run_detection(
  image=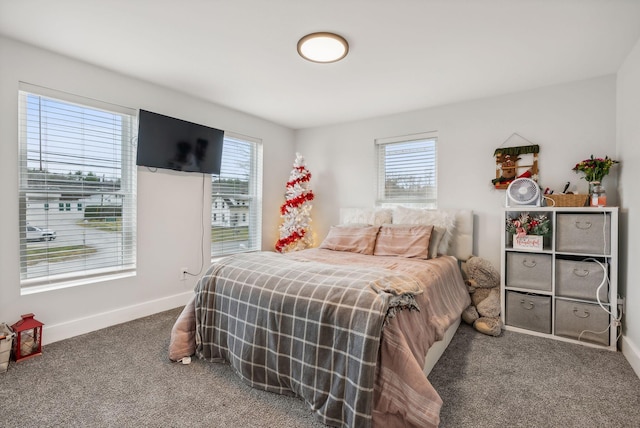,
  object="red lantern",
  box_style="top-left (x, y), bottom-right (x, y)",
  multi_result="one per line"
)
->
top-left (11, 313), bottom-right (44, 362)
